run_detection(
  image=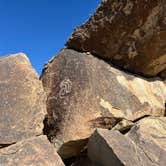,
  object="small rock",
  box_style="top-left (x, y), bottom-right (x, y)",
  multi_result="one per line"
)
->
top-left (112, 119), bottom-right (134, 132)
